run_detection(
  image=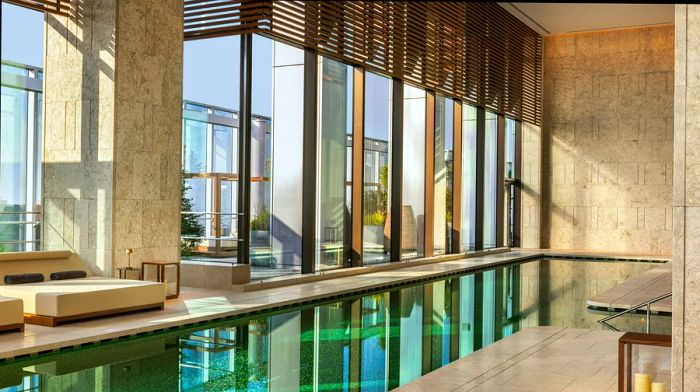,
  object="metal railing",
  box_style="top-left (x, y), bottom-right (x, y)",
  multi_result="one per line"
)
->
top-left (0, 211), bottom-right (41, 248)
top-left (180, 211), bottom-right (242, 242)
top-left (598, 292), bottom-right (672, 333)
